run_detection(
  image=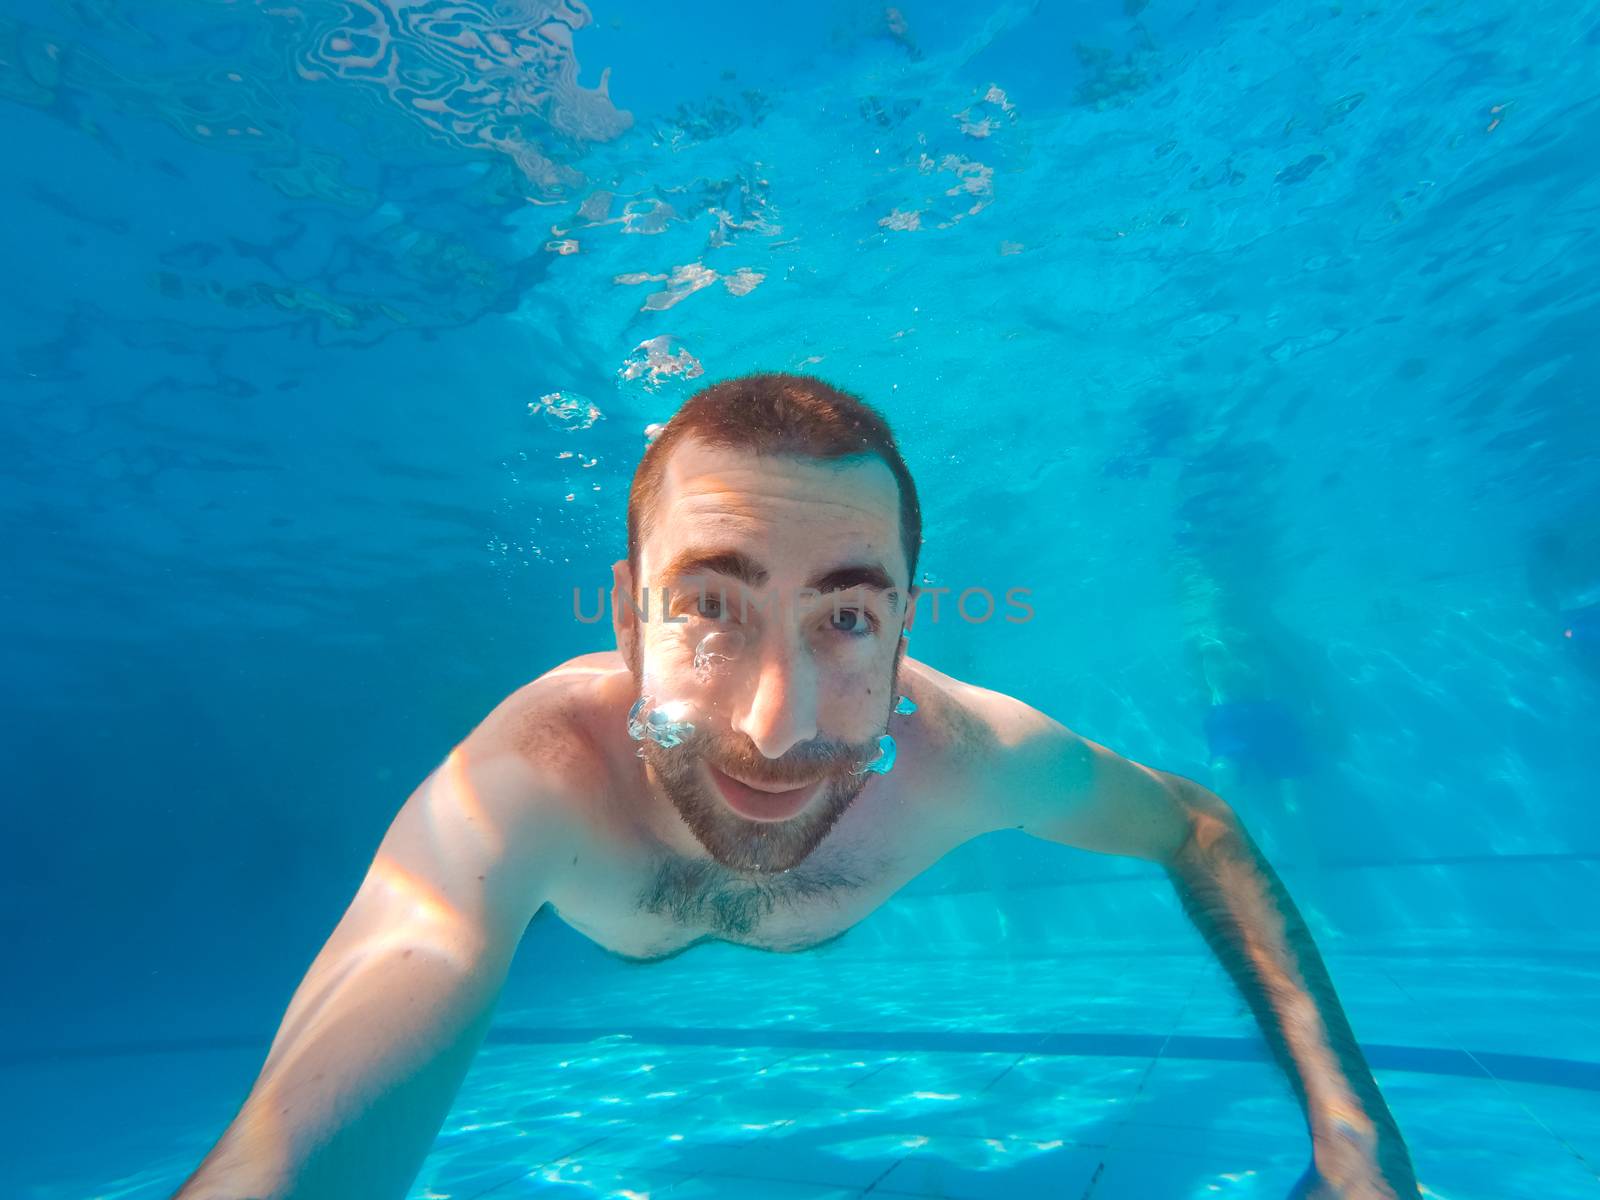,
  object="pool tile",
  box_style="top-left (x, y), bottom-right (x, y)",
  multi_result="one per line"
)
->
top-left (870, 1134), bottom-right (1103, 1199)
top-left (1405, 1141), bottom-right (1600, 1199)
top-left (1084, 1147), bottom-right (1302, 1198)
top-left (1128, 1057), bottom-right (1305, 1142)
top-left (1495, 1078), bottom-right (1600, 1169)
top-left (1106, 1117), bottom-right (1295, 1162)
top-left (660, 1134), bottom-right (887, 1190)
top-left (469, 1165), bottom-right (701, 1198)
top-left (654, 1175), bottom-right (861, 1199)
